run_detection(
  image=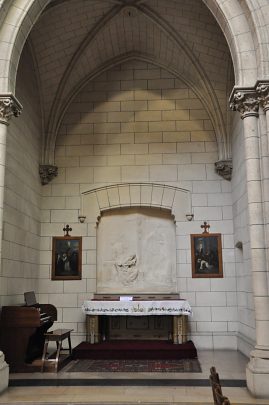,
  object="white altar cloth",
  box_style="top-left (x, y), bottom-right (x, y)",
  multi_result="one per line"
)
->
top-left (82, 300), bottom-right (192, 316)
